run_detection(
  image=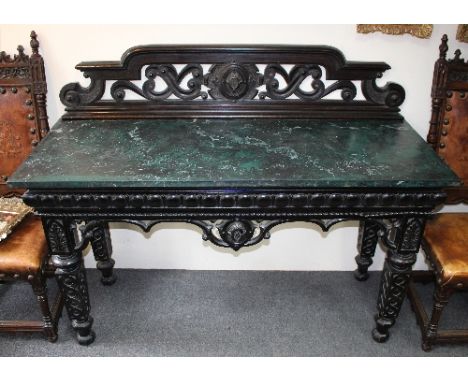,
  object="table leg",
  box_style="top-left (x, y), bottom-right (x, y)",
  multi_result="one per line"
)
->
top-left (89, 222), bottom-right (116, 286)
top-left (372, 217), bottom-right (423, 342)
top-left (354, 220), bottom-right (379, 281)
top-left (42, 218), bottom-right (95, 345)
